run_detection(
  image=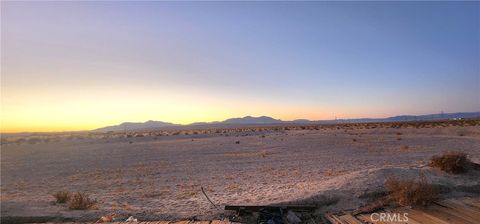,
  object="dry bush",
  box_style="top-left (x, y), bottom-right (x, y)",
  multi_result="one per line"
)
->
top-left (68, 192), bottom-right (97, 210)
top-left (53, 191), bottom-right (71, 203)
top-left (385, 174), bottom-right (439, 206)
top-left (400, 145), bottom-right (409, 152)
top-left (429, 151), bottom-right (470, 174)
